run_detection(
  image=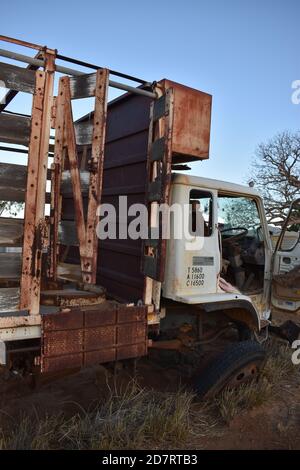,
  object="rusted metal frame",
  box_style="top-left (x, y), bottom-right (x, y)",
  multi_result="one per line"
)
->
top-left (143, 101), bottom-right (155, 305)
top-left (19, 71), bottom-right (45, 312)
top-left (0, 35), bottom-right (46, 51)
top-left (0, 35), bottom-right (150, 86)
top-left (49, 80), bottom-right (66, 280)
top-left (19, 51), bottom-right (56, 314)
top-left (157, 88), bottom-right (174, 279)
top-left (143, 89), bottom-right (174, 306)
top-left (32, 52), bottom-right (55, 303)
top-left (83, 69), bottom-right (109, 284)
top-left (63, 77), bottom-right (87, 272)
